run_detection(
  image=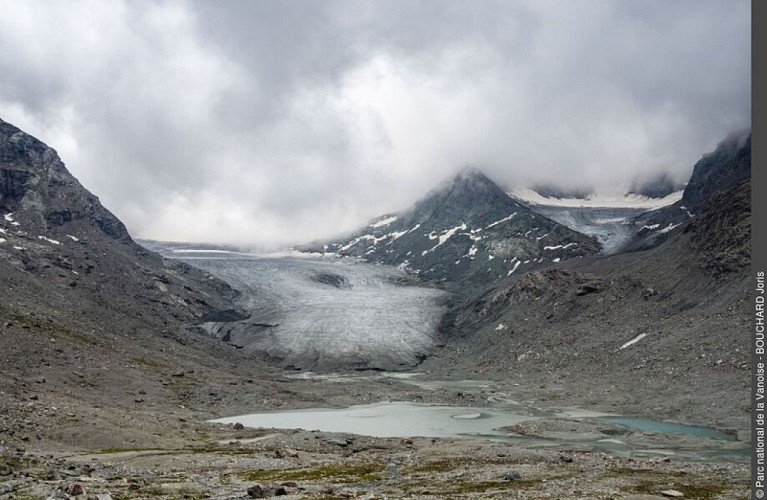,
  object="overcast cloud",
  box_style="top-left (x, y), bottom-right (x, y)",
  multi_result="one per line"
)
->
top-left (0, 0), bottom-right (750, 246)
